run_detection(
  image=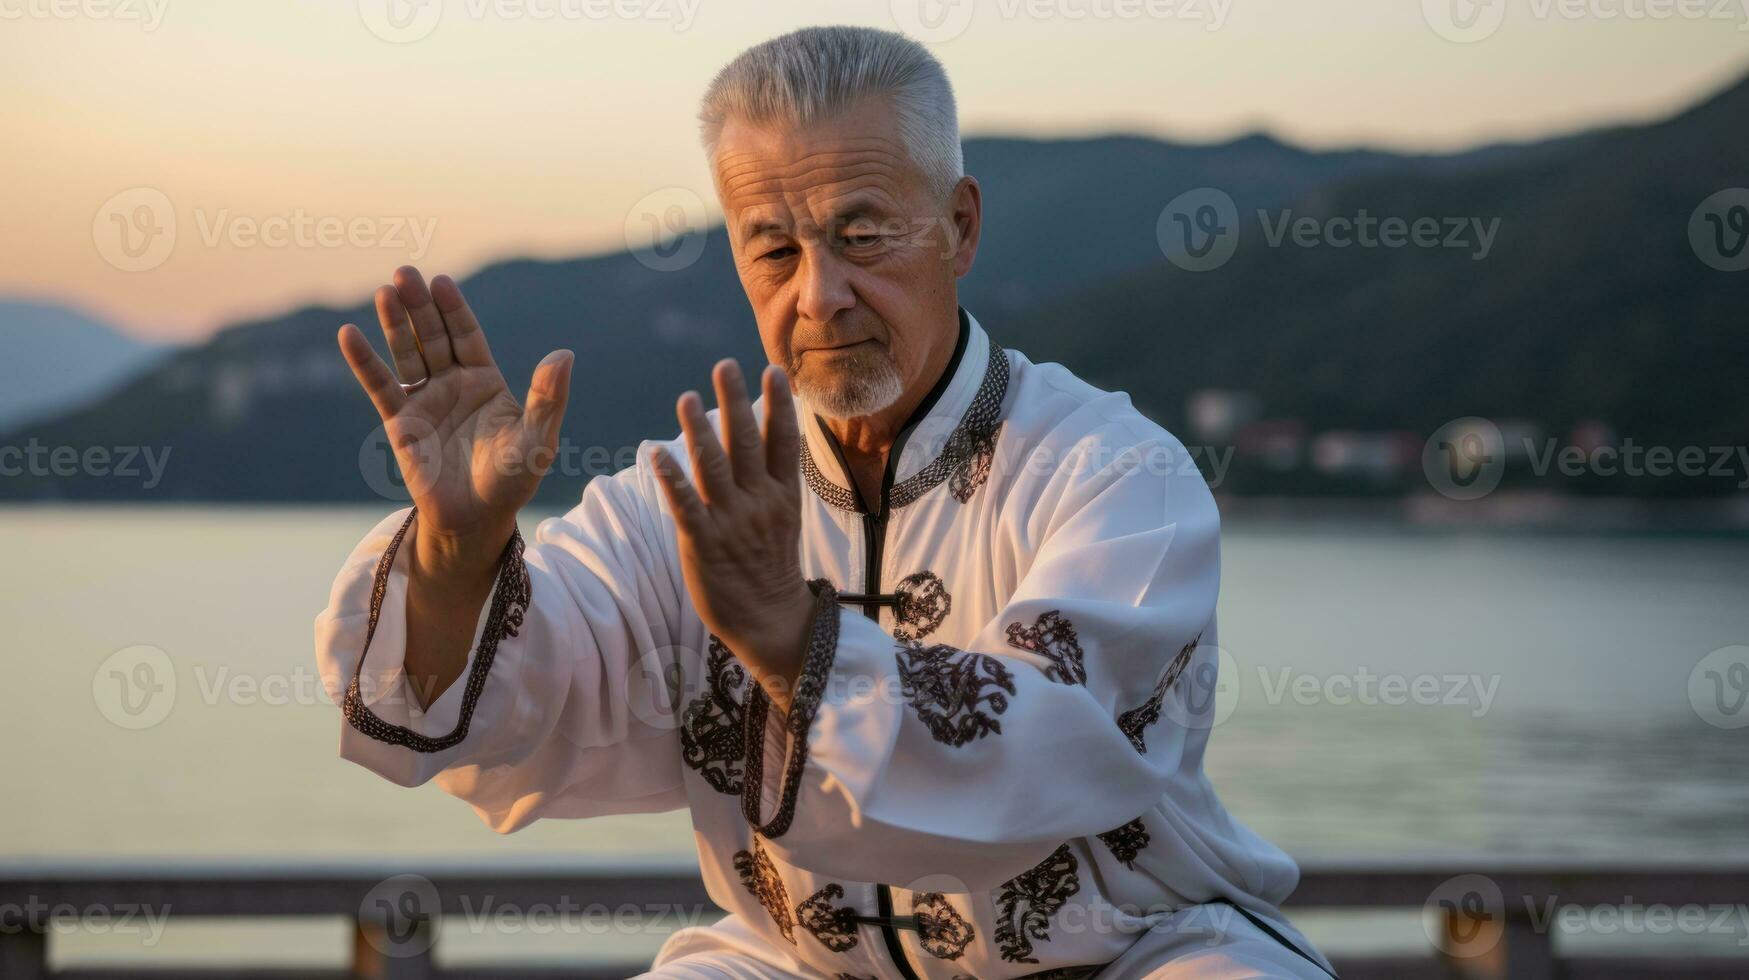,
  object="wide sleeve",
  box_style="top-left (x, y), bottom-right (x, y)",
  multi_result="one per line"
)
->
top-left (313, 461), bottom-right (692, 832)
top-left (750, 434), bottom-right (1223, 891)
